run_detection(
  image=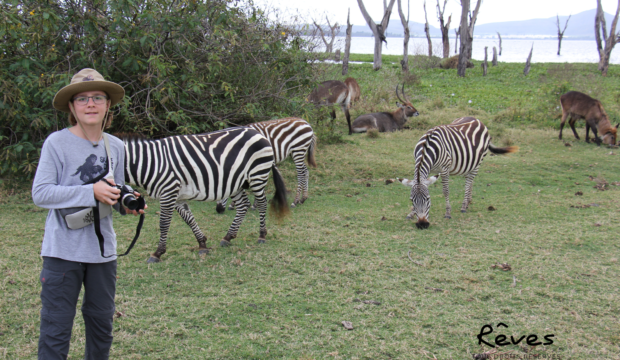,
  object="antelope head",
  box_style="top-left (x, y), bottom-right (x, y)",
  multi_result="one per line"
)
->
top-left (395, 84), bottom-right (419, 119)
